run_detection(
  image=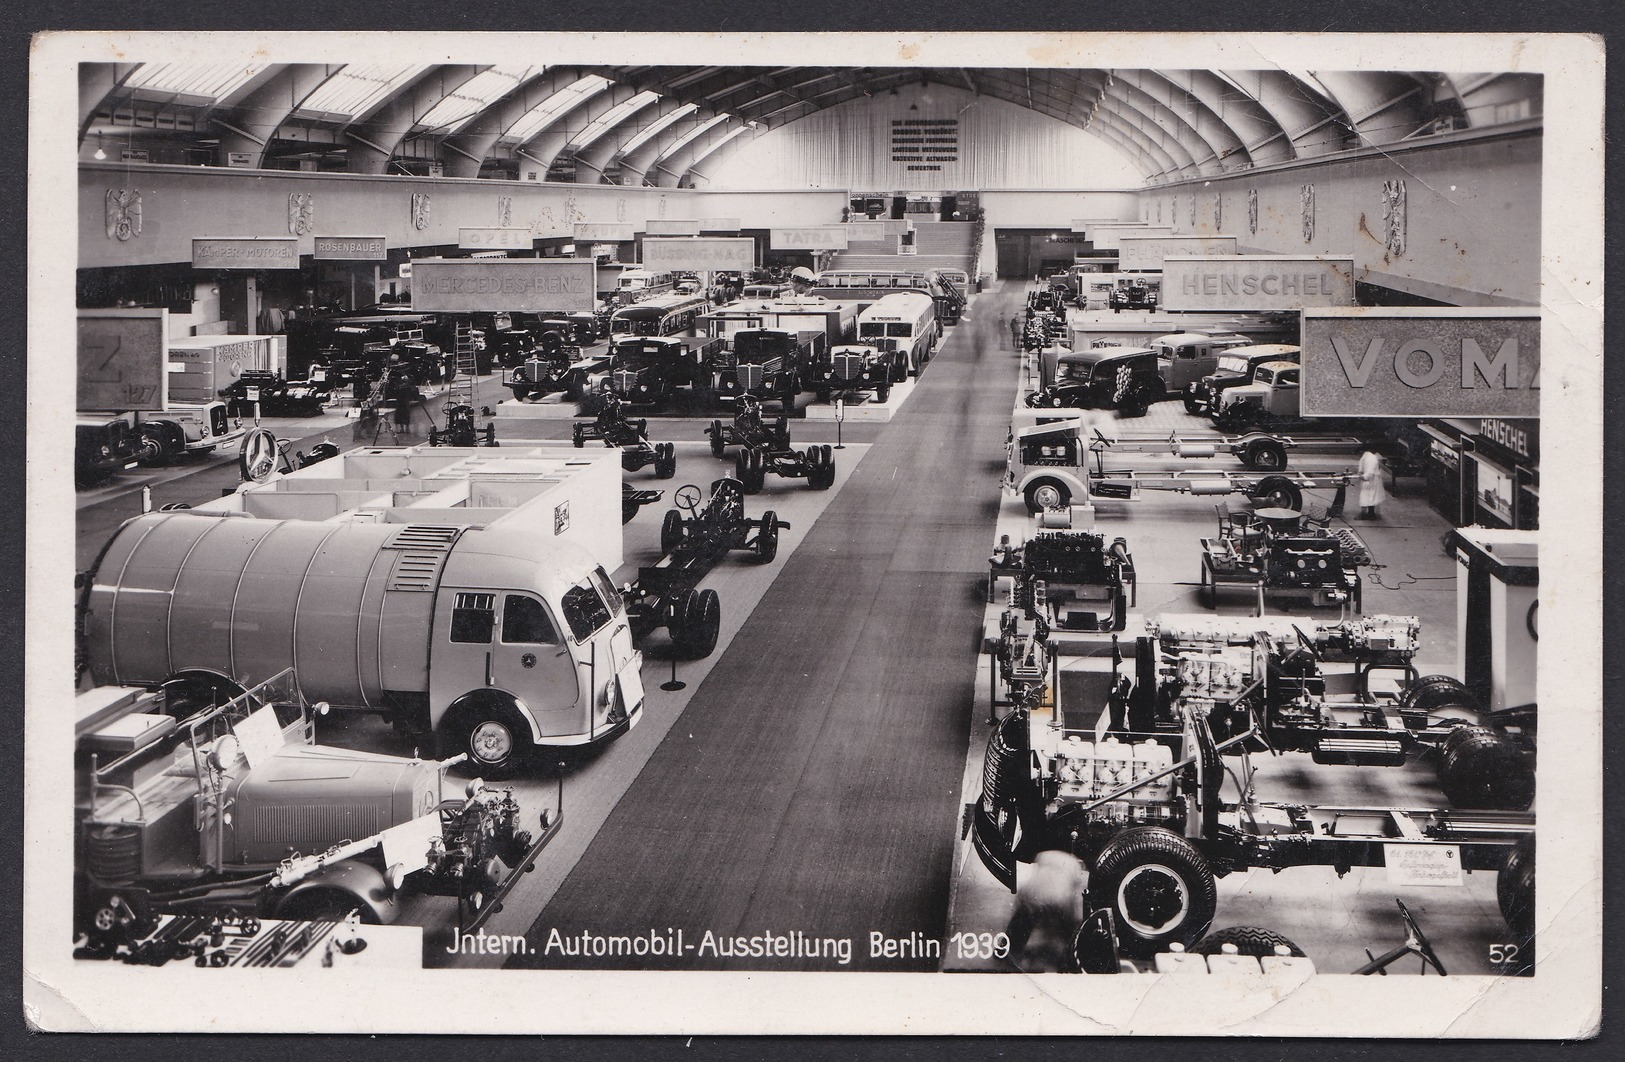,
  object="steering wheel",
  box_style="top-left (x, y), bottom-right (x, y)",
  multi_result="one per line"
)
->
top-left (673, 484), bottom-right (703, 515)
top-left (1396, 898), bottom-right (1448, 975)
